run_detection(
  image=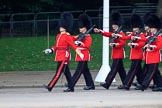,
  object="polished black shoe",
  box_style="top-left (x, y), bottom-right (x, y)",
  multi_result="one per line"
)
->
top-left (118, 85), bottom-right (129, 90)
top-left (118, 85), bottom-right (125, 89)
top-left (124, 85), bottom-right (130, 90)
top-left (63, 88), bottom-right (74, 92)
top-left (83, 86), bottom-right (95, 90)
top-left (44, 84), bottom-right (52, 92)
top-left (135, 84), bottom-right (145, 91)
top-left (100, 83), bottom-right (109, 89)
top-left (152, 87), bottom-right (162, 92)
